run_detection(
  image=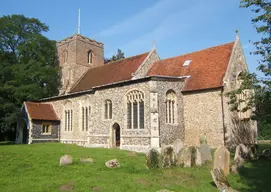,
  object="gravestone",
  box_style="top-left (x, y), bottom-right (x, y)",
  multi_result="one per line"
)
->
top-left (199, 143), bottom-right (212, 163)
top-left (176, 147), bottom-right (192, 167)
top-left (105, 159), bottom-right (120, 168)
top-left (161, 146), bottom-right (176, 168)
top-left (173, 139), bottom-right (184, 155)
top-left (211, 168), bottom-right (238, 192)
top-left (80, 156), bottom-right (94, 163)
top-left (146, 148), bottom-right (160, 169)
top-left (195, 148), bottom-right (202, 166)
top-left (59, 155), bottom-right (72, 166)
top-left (213, 146), bottom-right (230, 176)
